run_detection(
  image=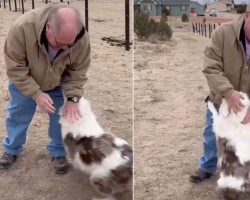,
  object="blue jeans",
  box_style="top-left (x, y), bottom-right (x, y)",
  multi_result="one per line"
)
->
top-left (199, 109), bottom-right (218, 174)
top-left (3, 82), bottom-right (65, 157)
